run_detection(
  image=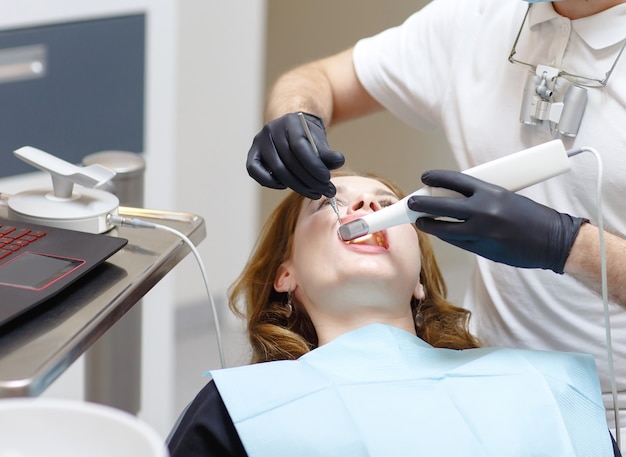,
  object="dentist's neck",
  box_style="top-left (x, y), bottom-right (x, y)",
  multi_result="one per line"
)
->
top-left (552, 0), bottom-right (626, 20)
